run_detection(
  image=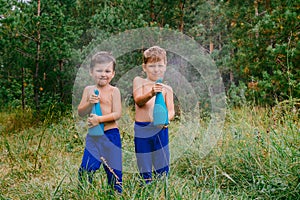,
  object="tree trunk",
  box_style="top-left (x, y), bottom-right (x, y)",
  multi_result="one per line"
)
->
top-left (34, 0), bottom-right (41, 112)
top-left (59, 60), bottom-right (64, 102)
top-left (209, 17), bottom-right (214, 53)
top-left (150, 0), bottom-right (155, 22)
top-left (265, 0), bottom-right (271, 11)
top-left (209, 1), bottom-right (214, 53)
top-left (22, 66), bottom-right (25, 110)
top-left (178, 0), bottom-right (185, 32)
top-left (219, 34), bottom-right (222, 50)
top-left (254, 0), bottom-right (259, 39)
top-left (230, 70), bottom-right (234, 83)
